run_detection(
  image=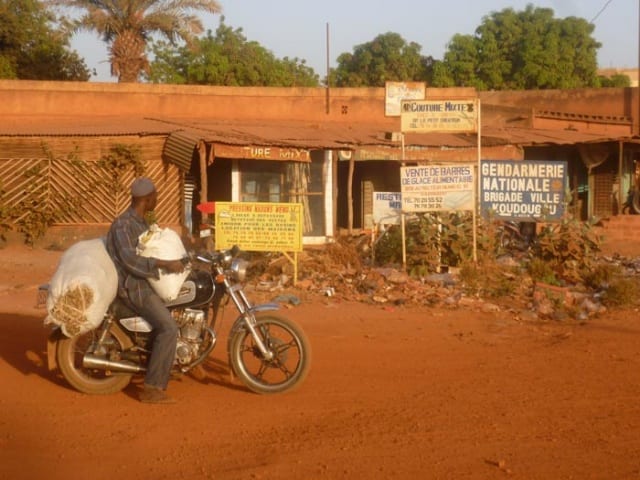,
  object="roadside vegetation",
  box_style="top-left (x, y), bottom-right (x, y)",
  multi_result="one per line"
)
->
top-left (372, 211), bottom-right (640, 311)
